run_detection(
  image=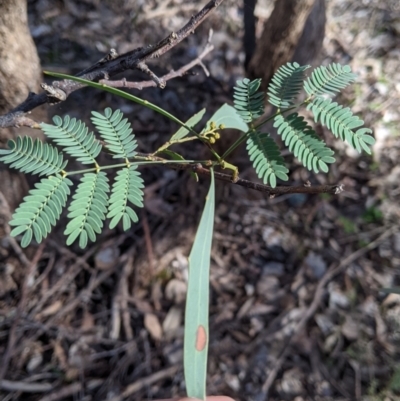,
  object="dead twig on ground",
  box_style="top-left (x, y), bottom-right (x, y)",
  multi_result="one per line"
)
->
top-left (0, 379), bottom-right (53, 393)
top-left (108, 365), bottom-right (179, 401)
top-left (121, 255), bottom-right (134, 341)
top-left (38, 382), bottom-right (83, 401)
